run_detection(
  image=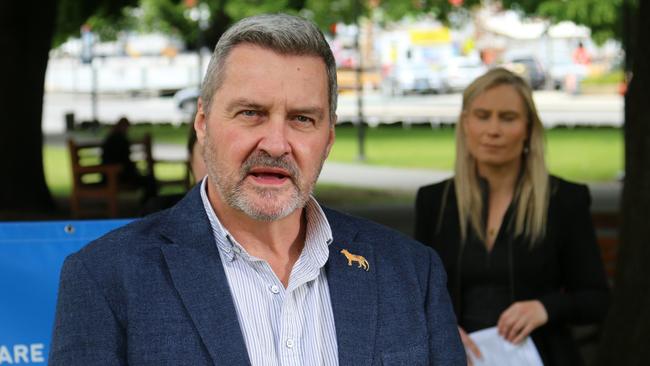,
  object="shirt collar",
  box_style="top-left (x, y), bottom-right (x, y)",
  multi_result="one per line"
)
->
top-left (199, 177), bottom-right (333, 267)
